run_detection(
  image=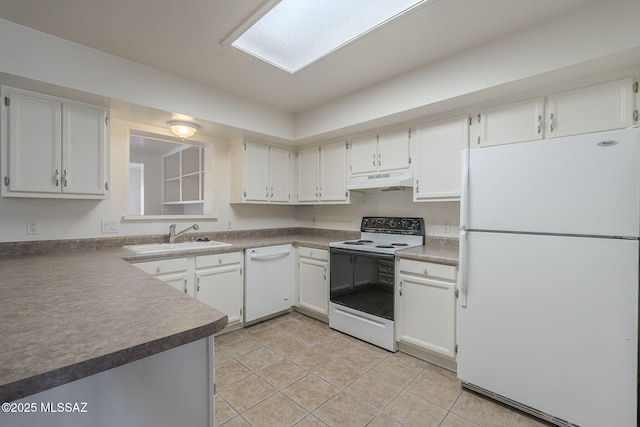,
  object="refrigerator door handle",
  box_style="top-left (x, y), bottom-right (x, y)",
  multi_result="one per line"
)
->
top-left (459, 229), bottom-right (468, 308)
top-left (460, 148), bottom-right (470, 231)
